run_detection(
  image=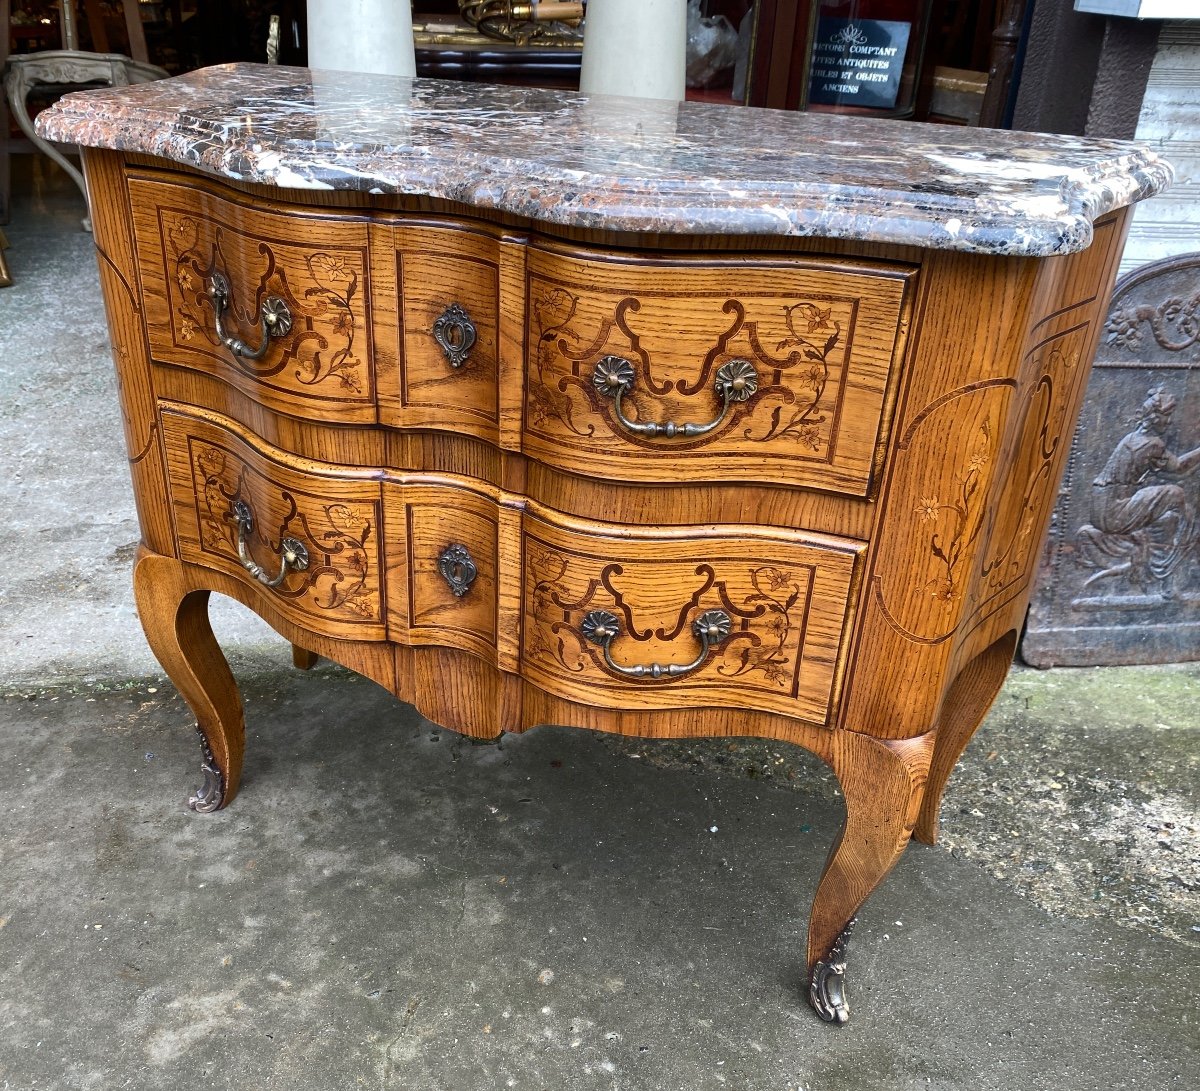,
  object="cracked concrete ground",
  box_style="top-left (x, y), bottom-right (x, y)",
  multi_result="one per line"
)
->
top-left (1, 160), bottom-right (1197, 1091)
